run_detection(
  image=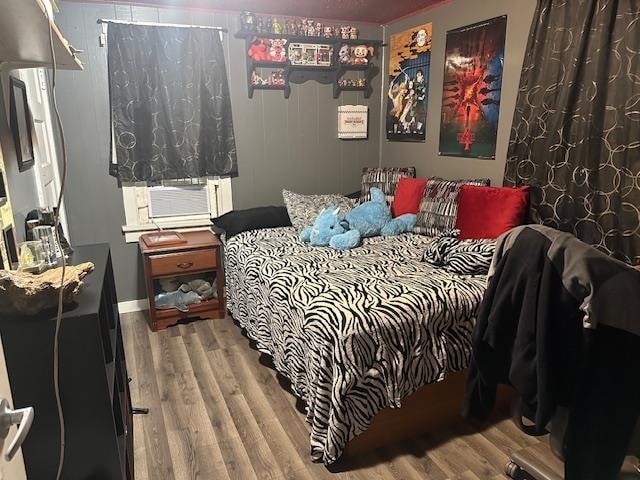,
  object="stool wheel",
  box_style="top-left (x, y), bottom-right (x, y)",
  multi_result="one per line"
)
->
top-left (505, 460), bottom-right (523, 479)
